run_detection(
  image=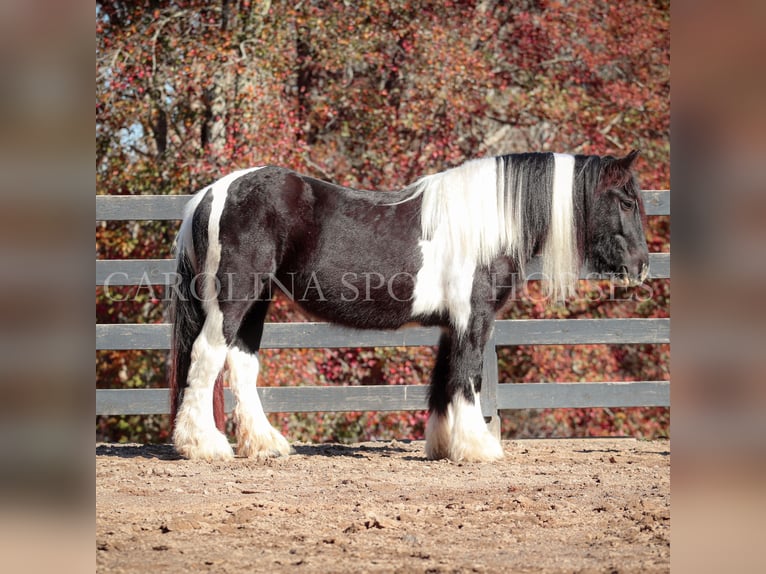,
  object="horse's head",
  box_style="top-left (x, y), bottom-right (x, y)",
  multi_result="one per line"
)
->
top-left (586, 150), bottom-right (650, 286)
